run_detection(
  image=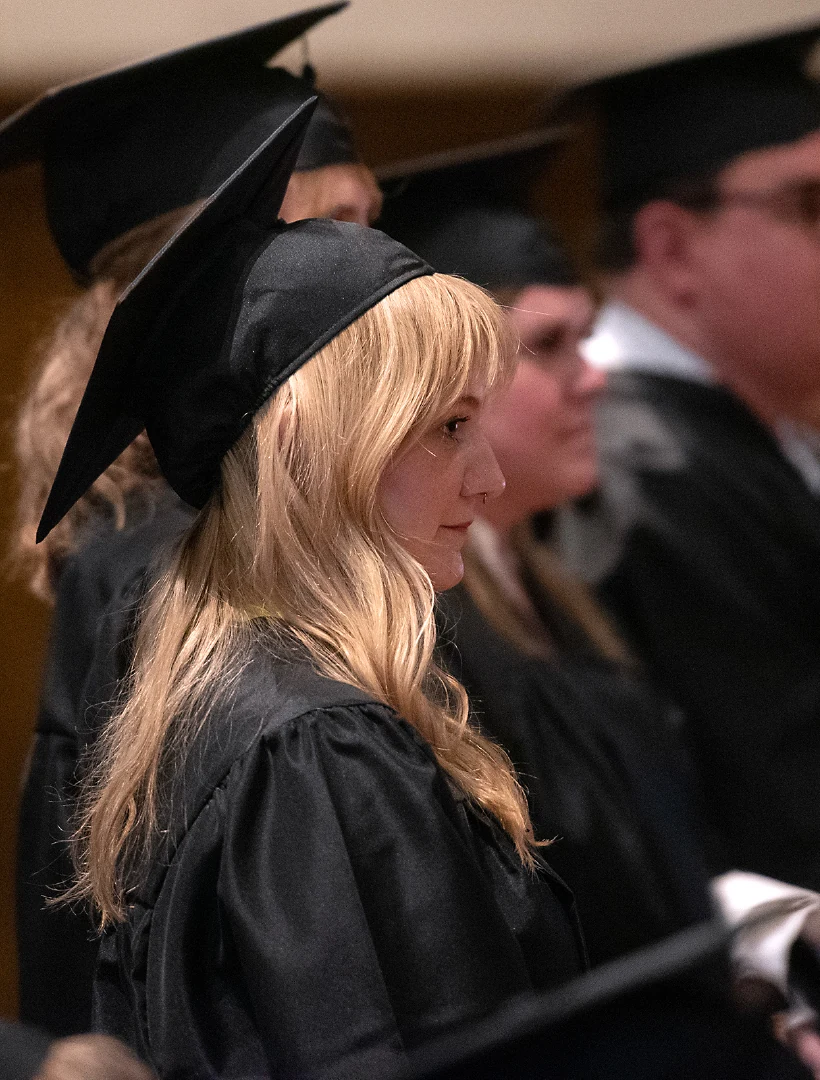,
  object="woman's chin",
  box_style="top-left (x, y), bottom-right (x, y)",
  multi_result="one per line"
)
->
top-left (428, 552), bottom-right (465, 593)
